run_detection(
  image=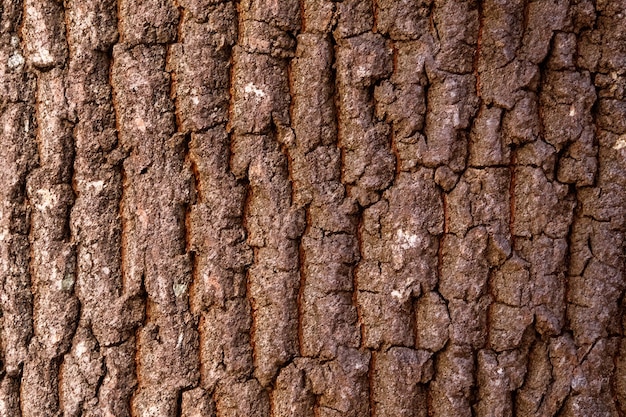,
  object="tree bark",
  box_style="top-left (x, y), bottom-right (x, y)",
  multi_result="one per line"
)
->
top-left (0, 0), bottom-right (625, 416)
